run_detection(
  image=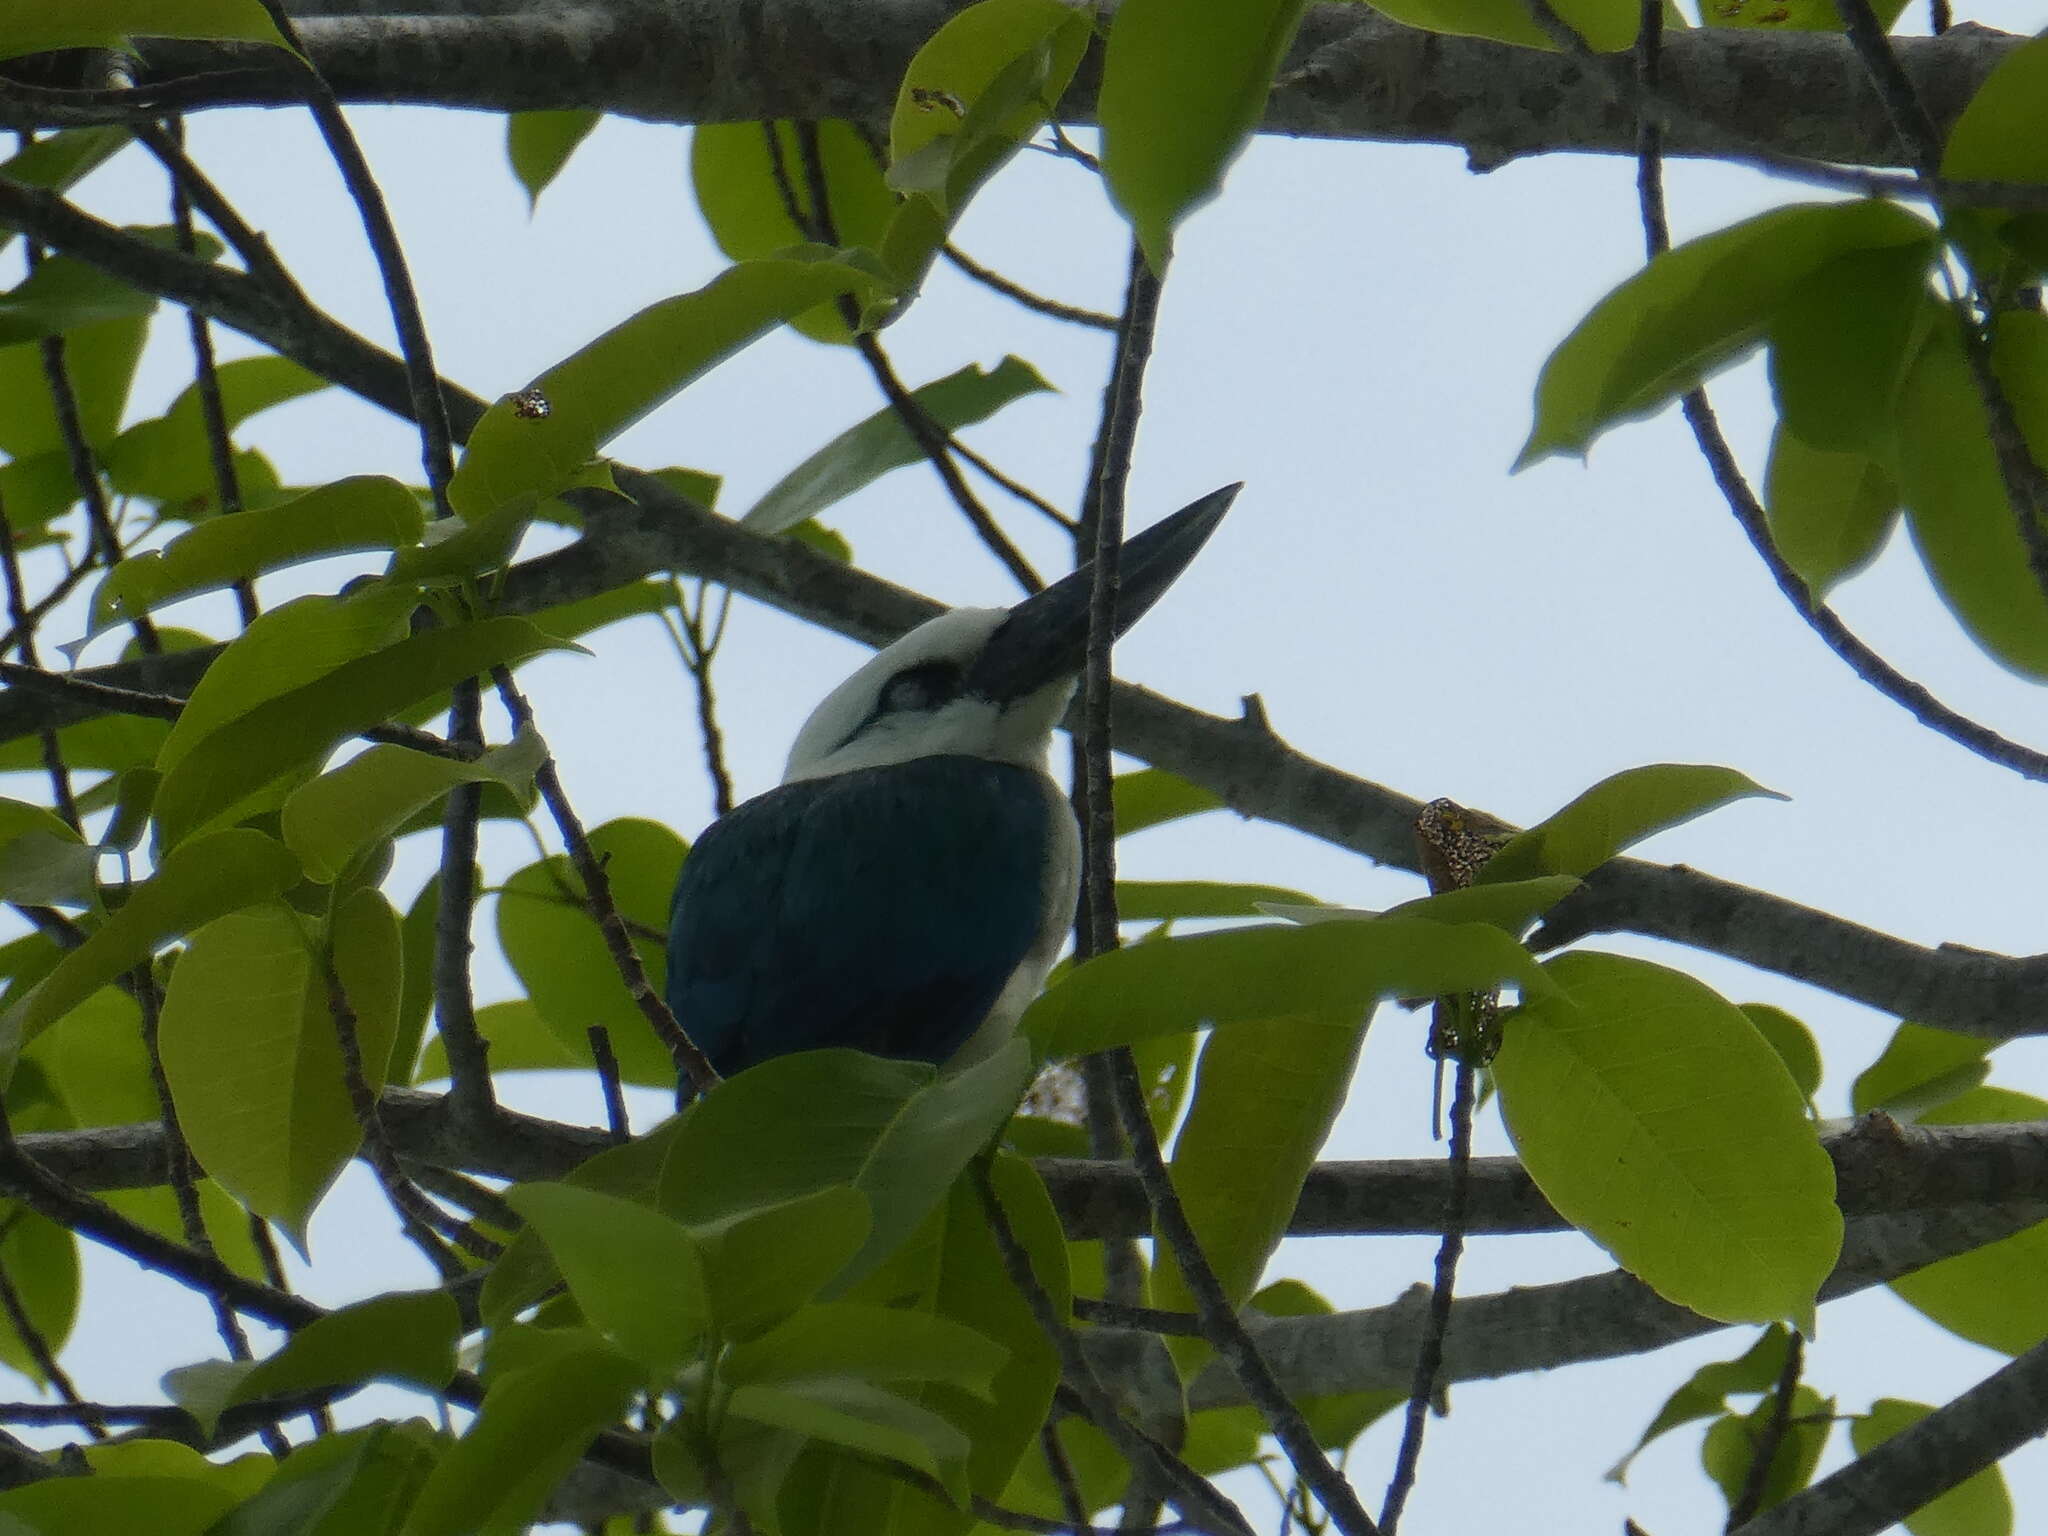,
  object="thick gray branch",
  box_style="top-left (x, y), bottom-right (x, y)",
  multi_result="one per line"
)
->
top-left (3, 3), bottom-right (2020, 171)
top-left (1734, 1333), bottom-right (2048, 1536)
